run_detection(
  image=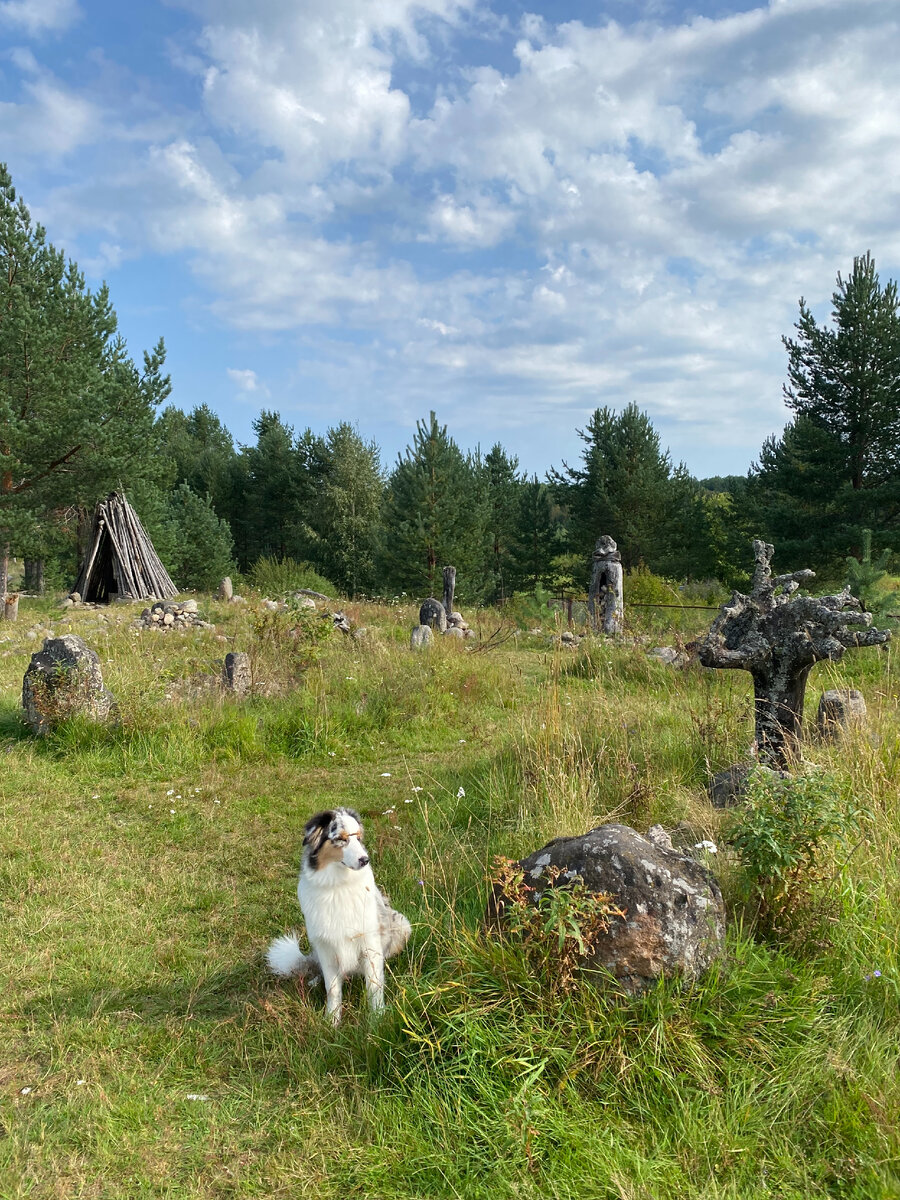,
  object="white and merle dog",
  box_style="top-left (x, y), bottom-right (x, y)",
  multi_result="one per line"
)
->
top-left (266, 808), bottom-right (411, 1024)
